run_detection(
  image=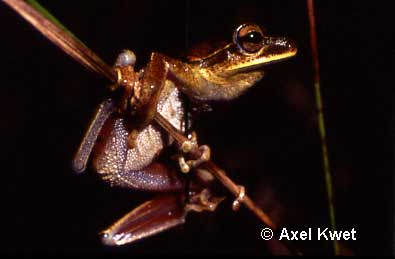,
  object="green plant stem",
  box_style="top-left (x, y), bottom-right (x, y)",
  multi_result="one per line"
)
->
top-left (306, 0), bottom-right (339, 255)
